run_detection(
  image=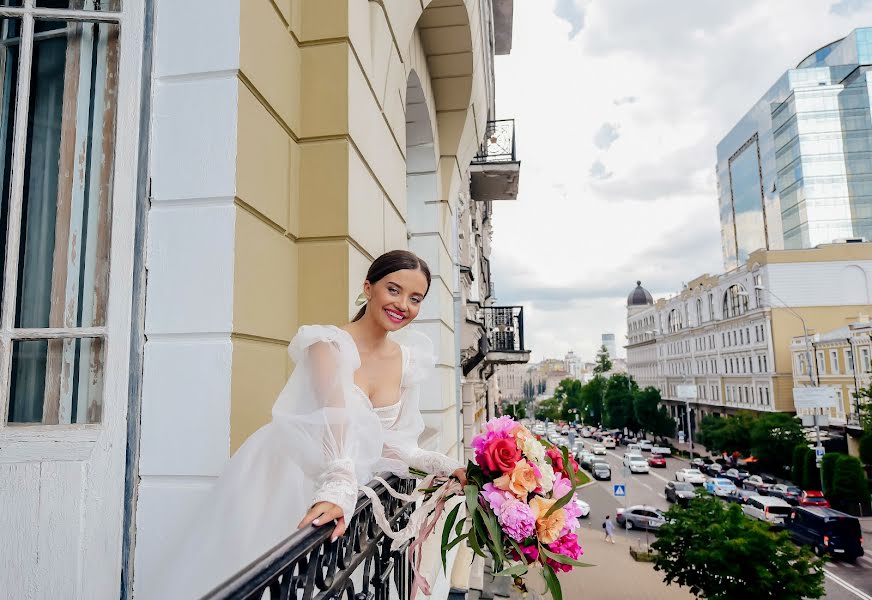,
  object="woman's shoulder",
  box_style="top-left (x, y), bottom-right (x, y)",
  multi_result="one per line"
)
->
top-left (288, 325), bottom-right (358, 364)
top-left (391, 328), bottom-right (436, 386)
